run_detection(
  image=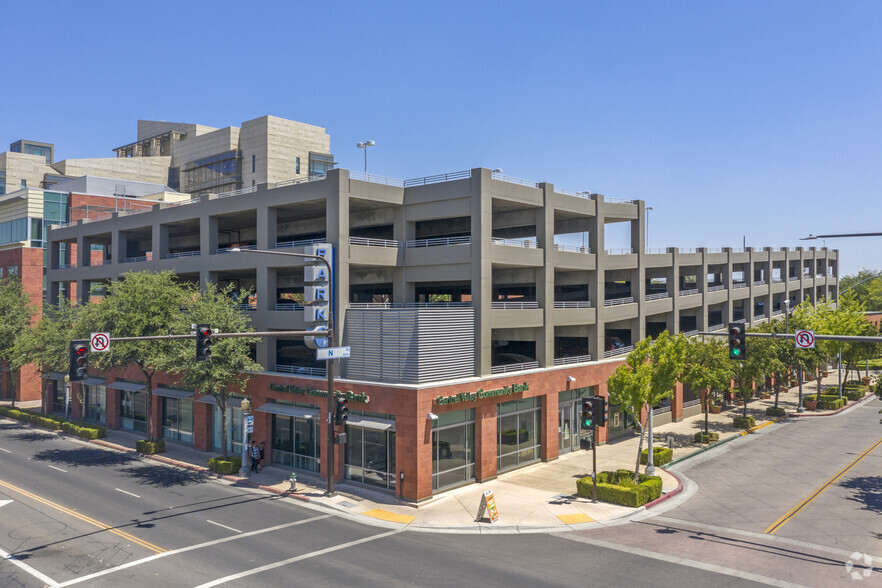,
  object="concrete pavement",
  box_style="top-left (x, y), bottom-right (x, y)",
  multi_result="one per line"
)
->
top-left (2, 369), bottom-right (877, 533)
